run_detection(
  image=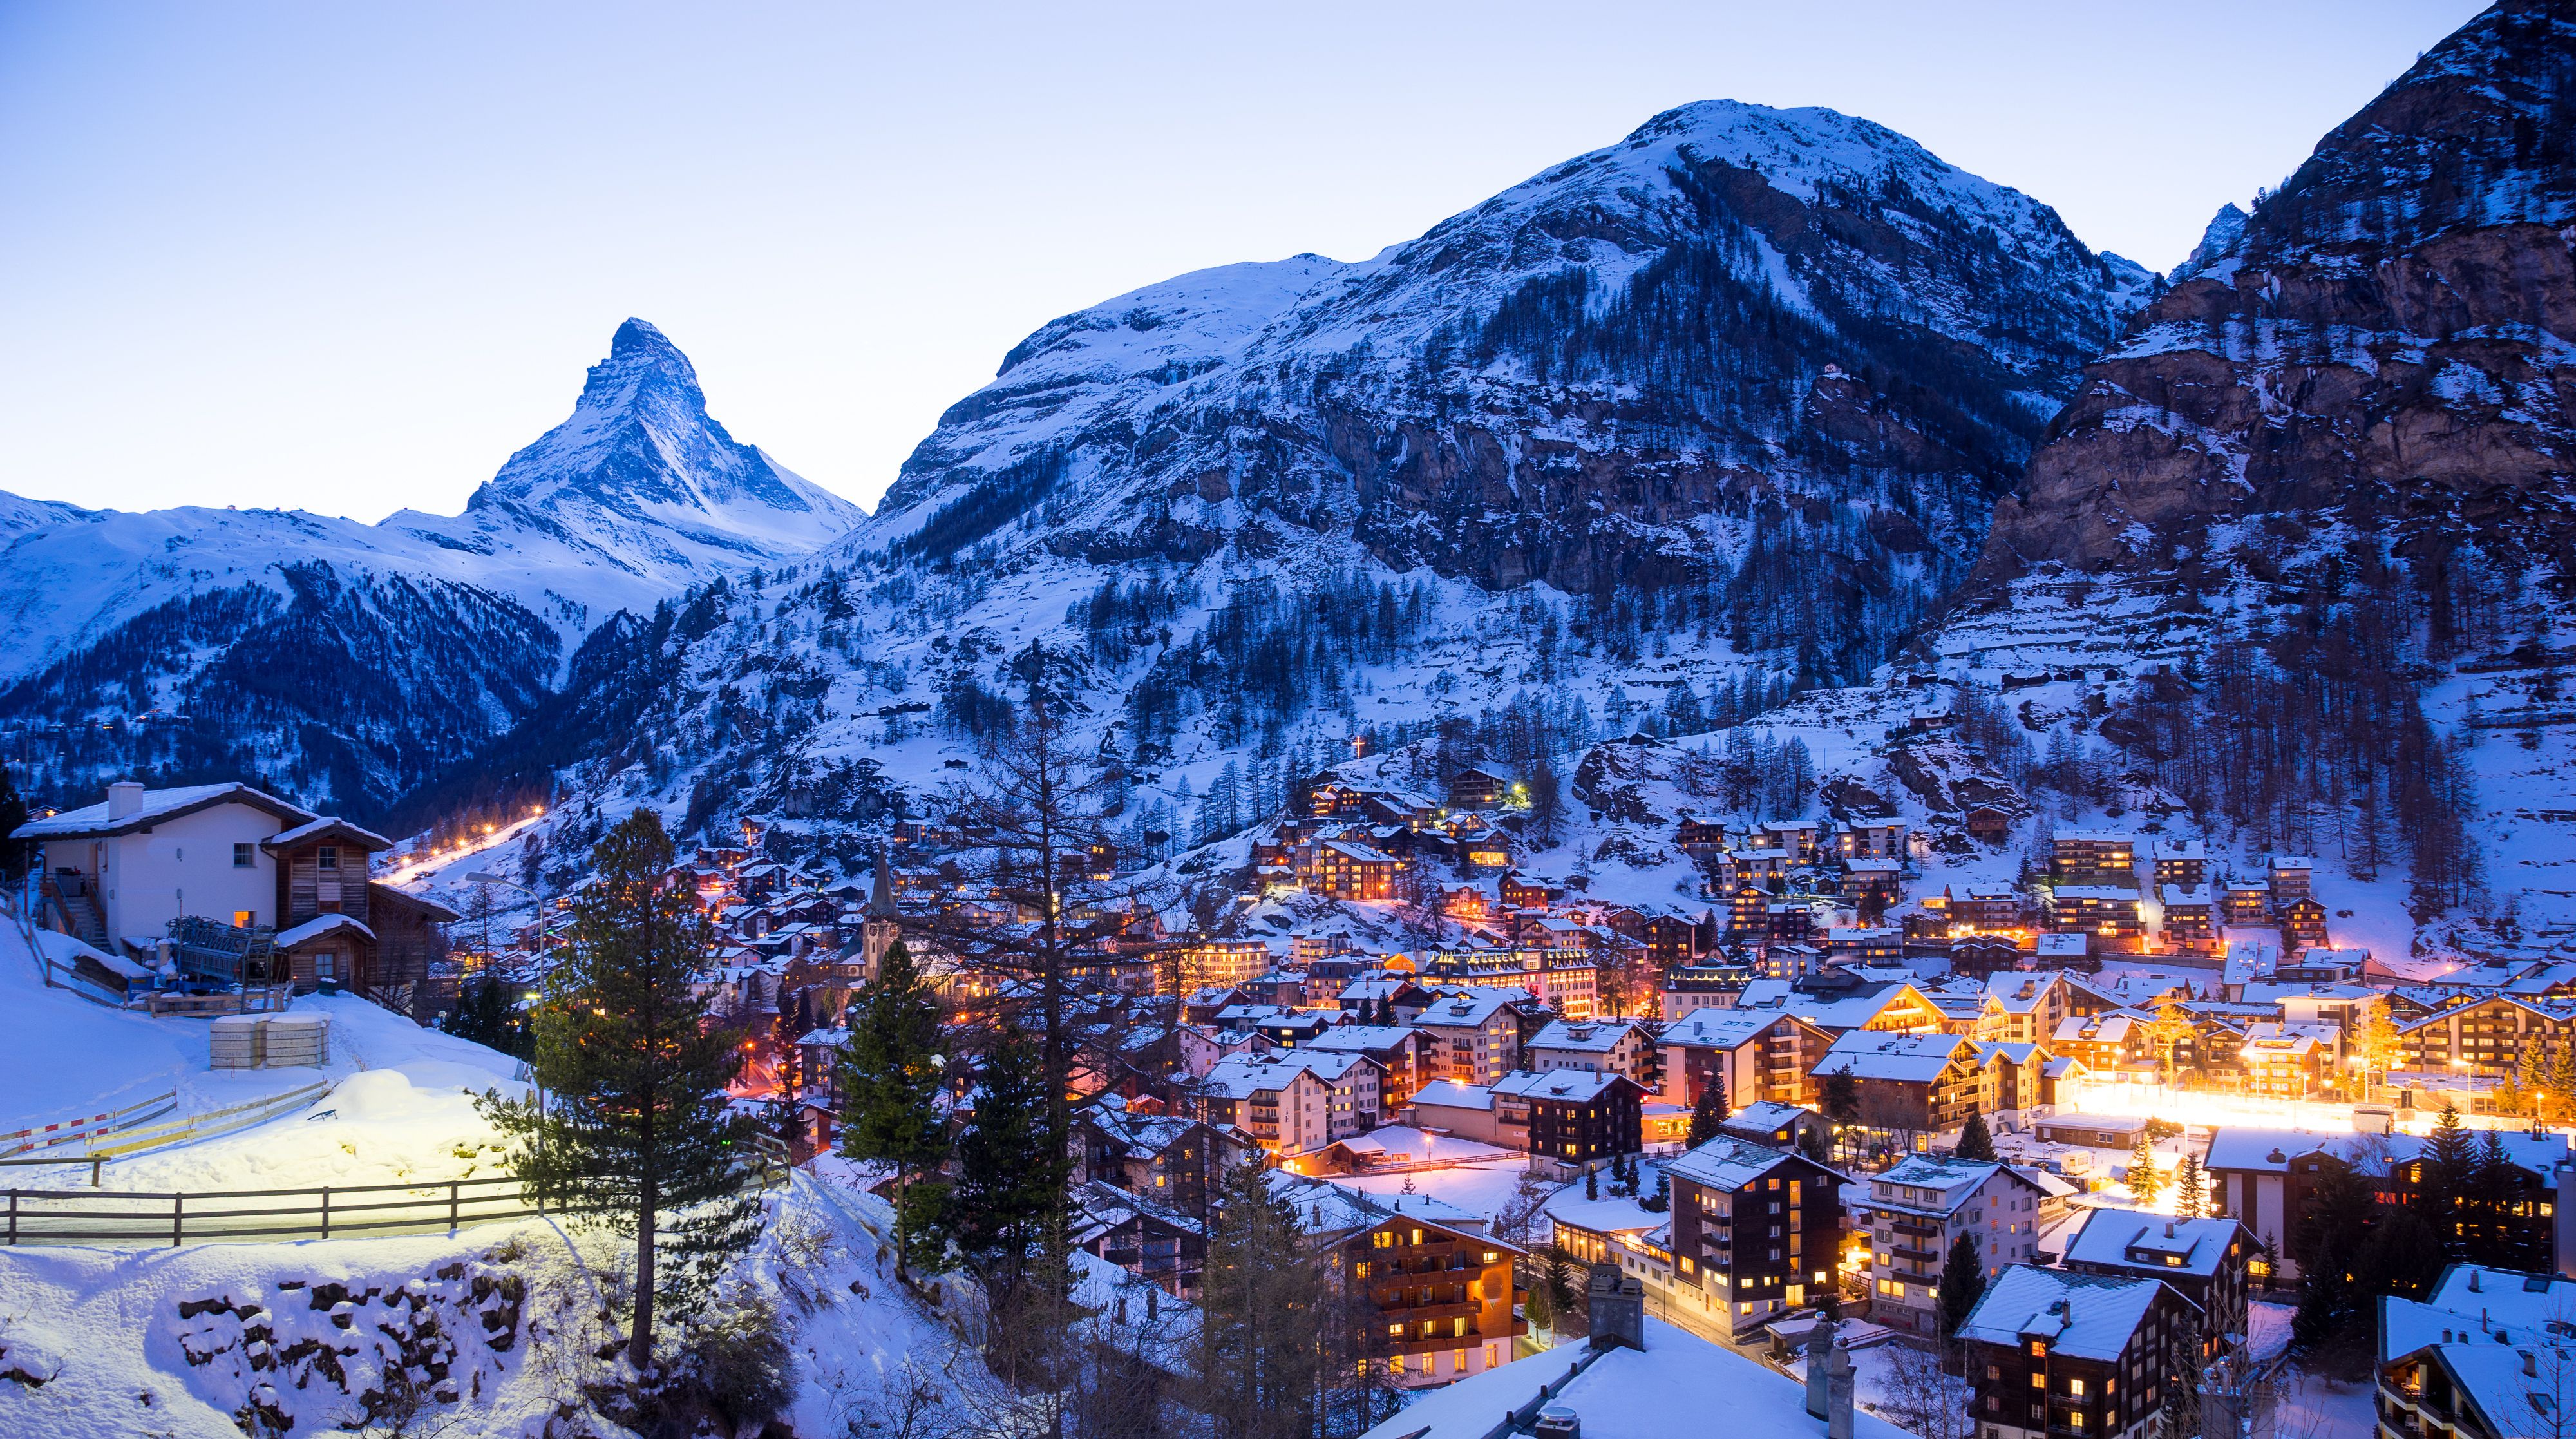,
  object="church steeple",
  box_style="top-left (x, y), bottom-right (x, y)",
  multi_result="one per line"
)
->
top-left (869, 845), bottom-right (896, 917)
